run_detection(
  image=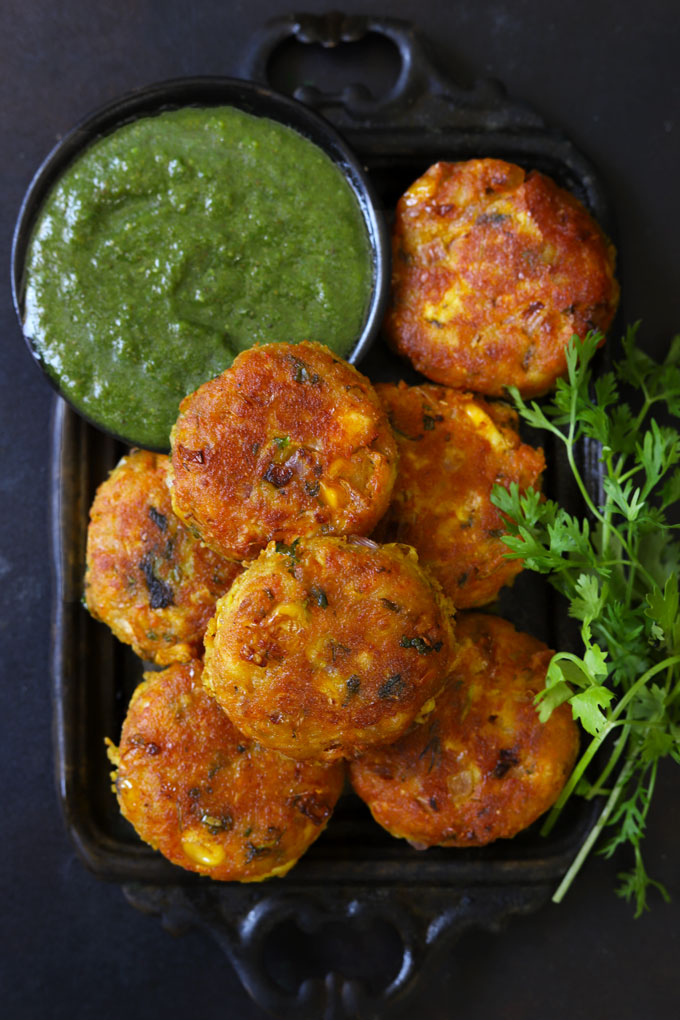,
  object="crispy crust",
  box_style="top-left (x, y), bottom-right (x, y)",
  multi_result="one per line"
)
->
top-left (384, 159), bottom-right (619, 396)
top-left (374, 382), bottom-right (545, 607)
top-left (202, 536), bottom-right (456, 762)
top-left (170, 341), bottom-right (398, 560)
top-left (85, 449), bottom-right (241, 665)
top-left (350, 613), bottom-right (579, 847)
top-left (108, 660), bottom-right (345, 881)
